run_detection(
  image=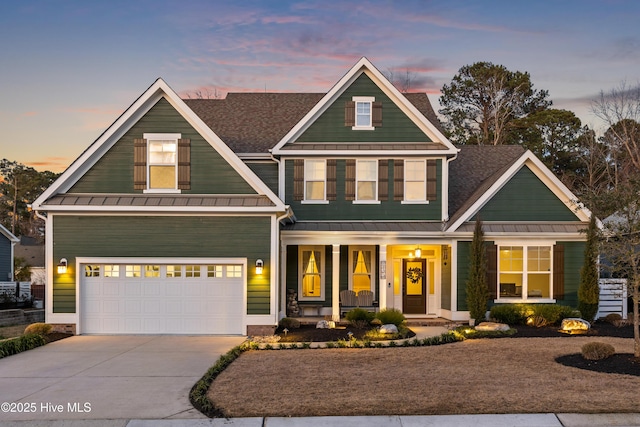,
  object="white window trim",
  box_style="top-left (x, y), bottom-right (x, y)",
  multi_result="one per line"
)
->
top-left (352, 96), bottom-right (375, 130)
top-left (348, 245), bottom-right (376, 297)
top-left (298, 246), bottom-right (325, 301)
top-left (143, 133), bottom-right (181, 194)
top-left (303, 159), bottom-right (327, 203)
top-left (494, 241), bottom-right (556, 303)
top-left (403, 159), bottom-right (427, 203)
top-left (354, 159), bottom-right (379, 203)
